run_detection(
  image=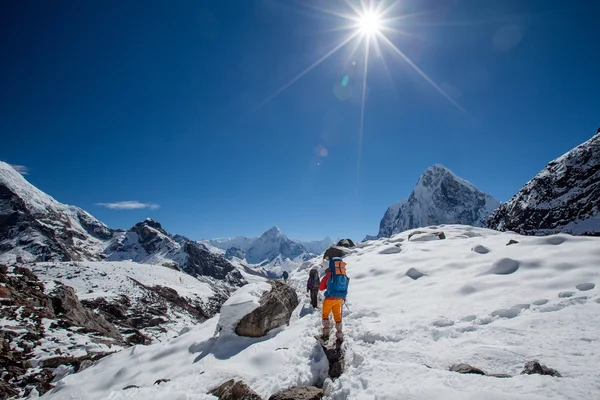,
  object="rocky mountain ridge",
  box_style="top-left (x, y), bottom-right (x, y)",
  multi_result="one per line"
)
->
top-left (488, 131), bottom-right (600, 235)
